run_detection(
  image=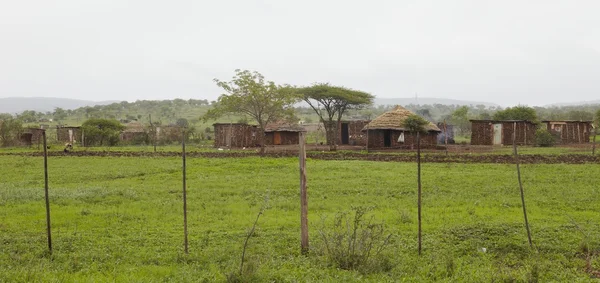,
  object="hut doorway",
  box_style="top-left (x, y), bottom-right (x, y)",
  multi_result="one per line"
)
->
top-left (341, 123), bottom-right (349, 145)
top-left (384, 130), bottom-right (392, 147)
top-left (273, 132), bottom-right (282, 145)
top-left (493, 123), bottom-right (502, 145)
